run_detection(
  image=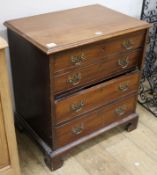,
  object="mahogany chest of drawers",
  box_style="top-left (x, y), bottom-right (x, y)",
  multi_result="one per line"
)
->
top-left (4, 5), bottom-right (150, 170)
